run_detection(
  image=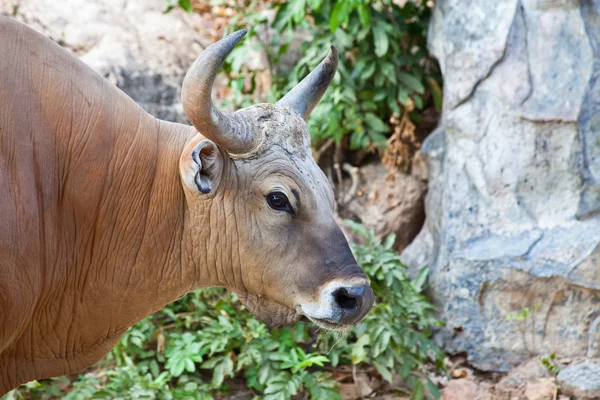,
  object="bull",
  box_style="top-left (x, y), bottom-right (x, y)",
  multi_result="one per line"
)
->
top-left (0, 16), bottom-right (374, 394)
